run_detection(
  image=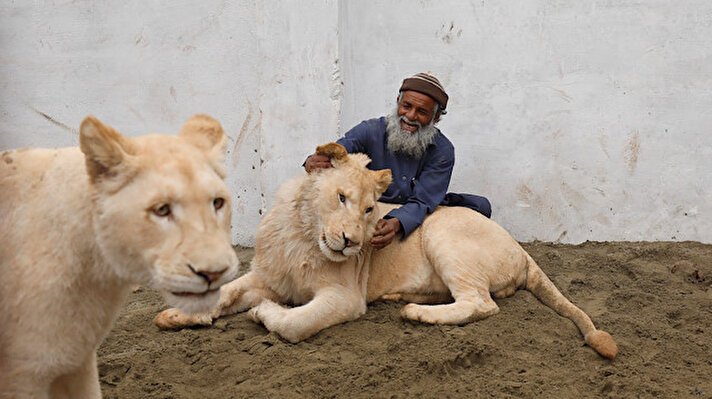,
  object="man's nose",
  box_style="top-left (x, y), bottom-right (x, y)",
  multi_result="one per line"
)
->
top-left (405, 109), bottom-right (417, 121)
